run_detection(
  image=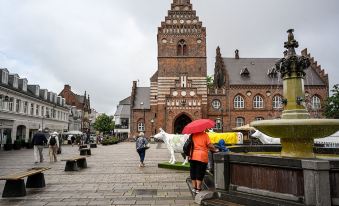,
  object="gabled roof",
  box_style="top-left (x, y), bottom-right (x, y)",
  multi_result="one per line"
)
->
top-left (224, 58), bottom-right (326, 86)
top-left (133, 87), bottom-right (150, 109)
top-left (114, 104), bottom-right (130, 118)
top-left (119, 96), bottom-right (131, 105)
